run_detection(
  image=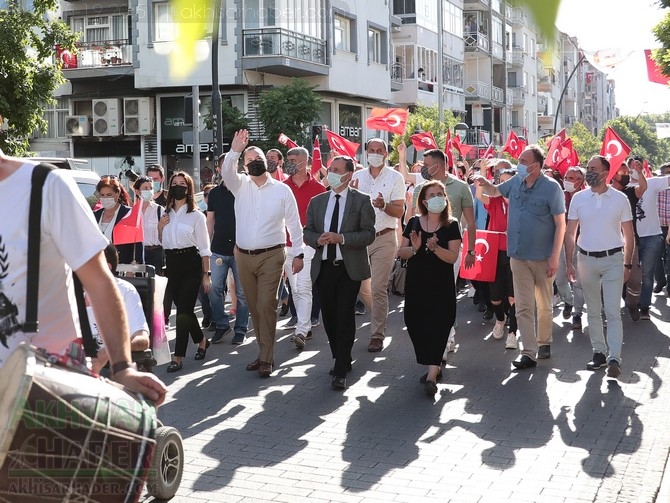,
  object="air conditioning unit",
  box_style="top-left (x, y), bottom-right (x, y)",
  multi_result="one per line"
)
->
top-left (92, 98), bottom-right (121, 136)
top-left (65, 115), bottom-right (90, 136)
top-left (123, 97), bottom-right (154, 135)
